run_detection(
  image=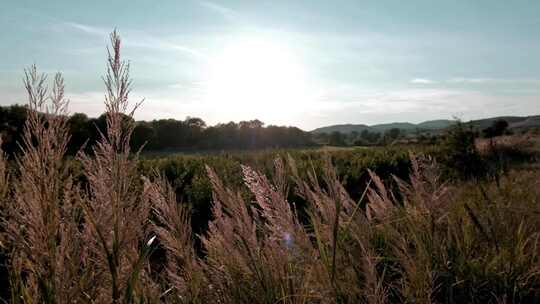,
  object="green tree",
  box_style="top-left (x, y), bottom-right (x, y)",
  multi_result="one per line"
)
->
top-left (67, 113), bottom-right (91, 154)
top-left (329, 131), bottom-right (346, 146)
top-left (131, 121), bottom-right (155, 150)
top-left (482, 119), bottom-right (509, 138)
